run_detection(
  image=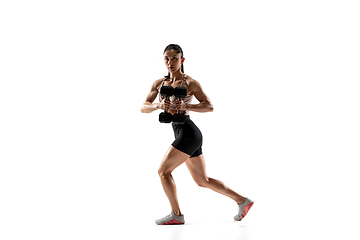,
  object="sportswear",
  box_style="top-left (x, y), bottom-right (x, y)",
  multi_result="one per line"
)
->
top-left (158, 74), bottom-right (193, 111)
top-left (172, 115), bottom-right (202, 158)
top-left (155, 211), bottom-right (185, 225)
top-left (234, 198), bottom-right (254, 221)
